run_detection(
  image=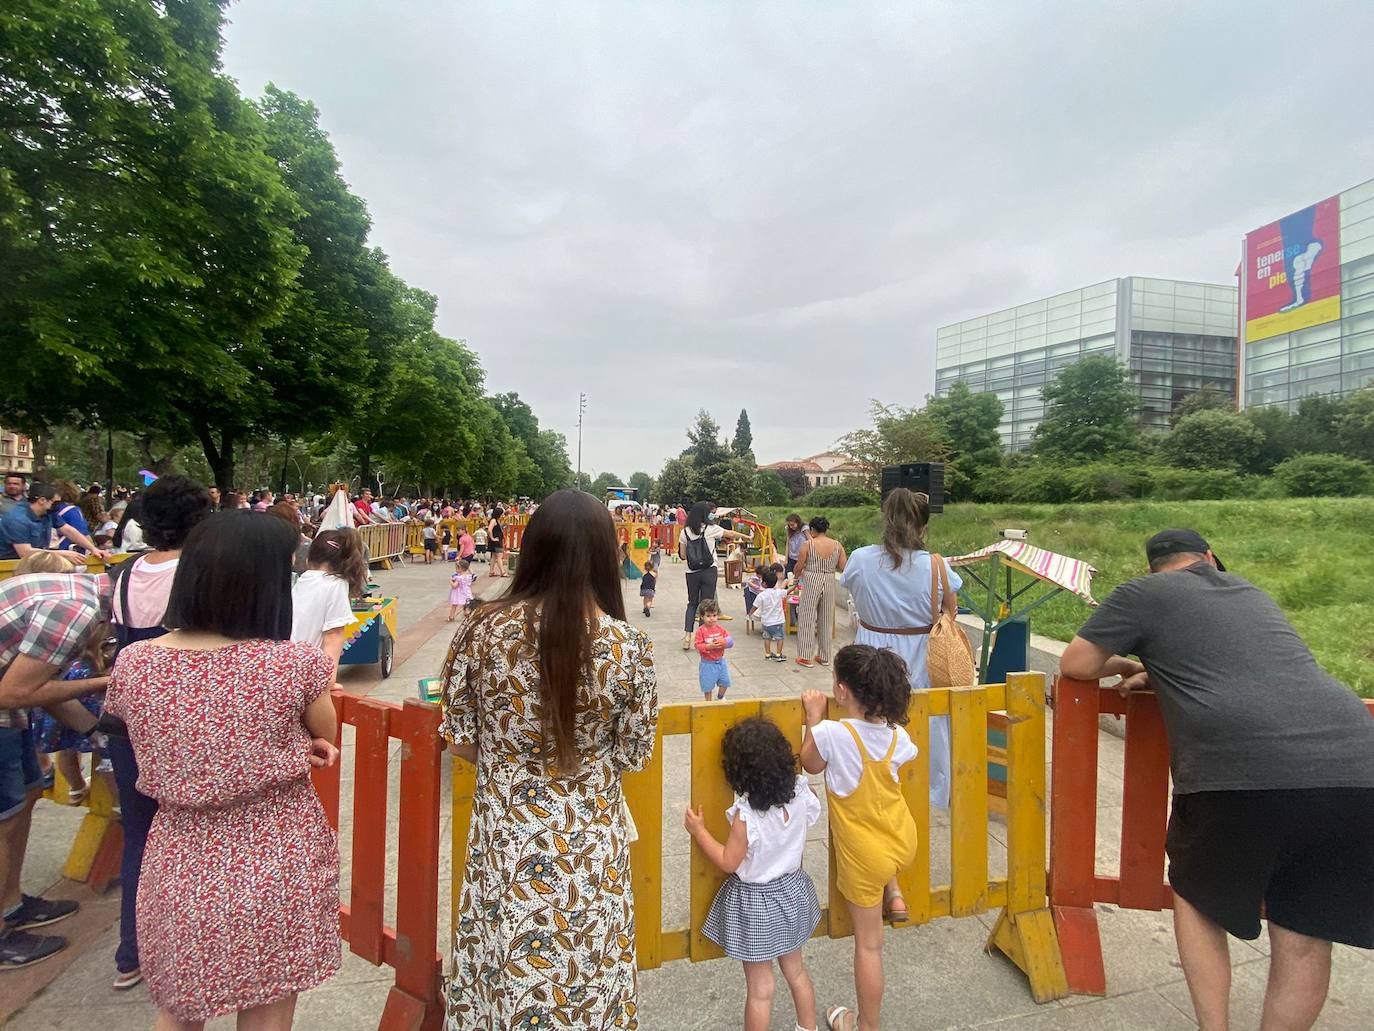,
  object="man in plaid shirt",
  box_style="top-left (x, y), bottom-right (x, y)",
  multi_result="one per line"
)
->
top-left (0, 572), bottom-right (109, 970)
